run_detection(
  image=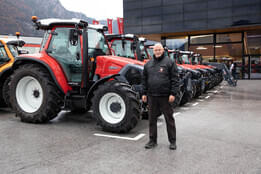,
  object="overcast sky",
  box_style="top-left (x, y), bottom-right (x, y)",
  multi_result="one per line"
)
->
top-left (59, 0), bottom-right (123, 20)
